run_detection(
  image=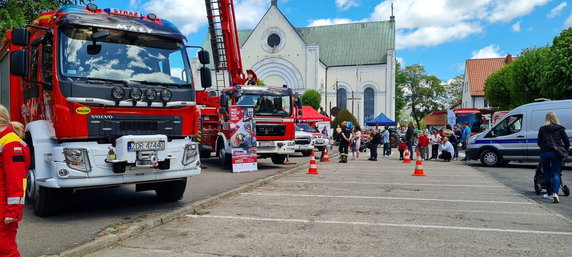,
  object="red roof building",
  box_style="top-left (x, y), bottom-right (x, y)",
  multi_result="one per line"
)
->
top-left (461, 54), bottom-right (516, 109)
